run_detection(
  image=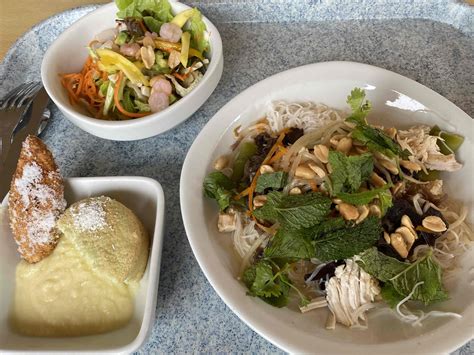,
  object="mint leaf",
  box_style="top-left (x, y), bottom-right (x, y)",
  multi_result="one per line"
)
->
top-left (357, 247), bottom-right (409, 282)
top-left (390, 249), bottom-right (448, 305)
top-left (358, 247), bottom-right (448, 305)
top-left (264, 228), bottom-right (314, 260)
top-left (256, 171), bottom-right (288, 193)
top-left (380, 283), bottom-right (404, 308)
top-left (252, 191), bottom-right (283, 223)
top-left (313, 217), bottom-right (382, 261)
top-left (275, 192), bottom-right (332, 229)
top-left (328, 151), bottom-right (374, 195)
top-left (308, 217), bottom-right (347, 240)
top-left (346, 88), bottom-right (372, 125)
top-left (378, 189), bottom-right (393, 215)
top-left (352, 125), bottom-right (407, 158)
top-left (203, 172), bottom-right (235, 211)
top-left (253, 192), bottom-right (331, 229)
top-left (337, 184), bottom-right (391, 205)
